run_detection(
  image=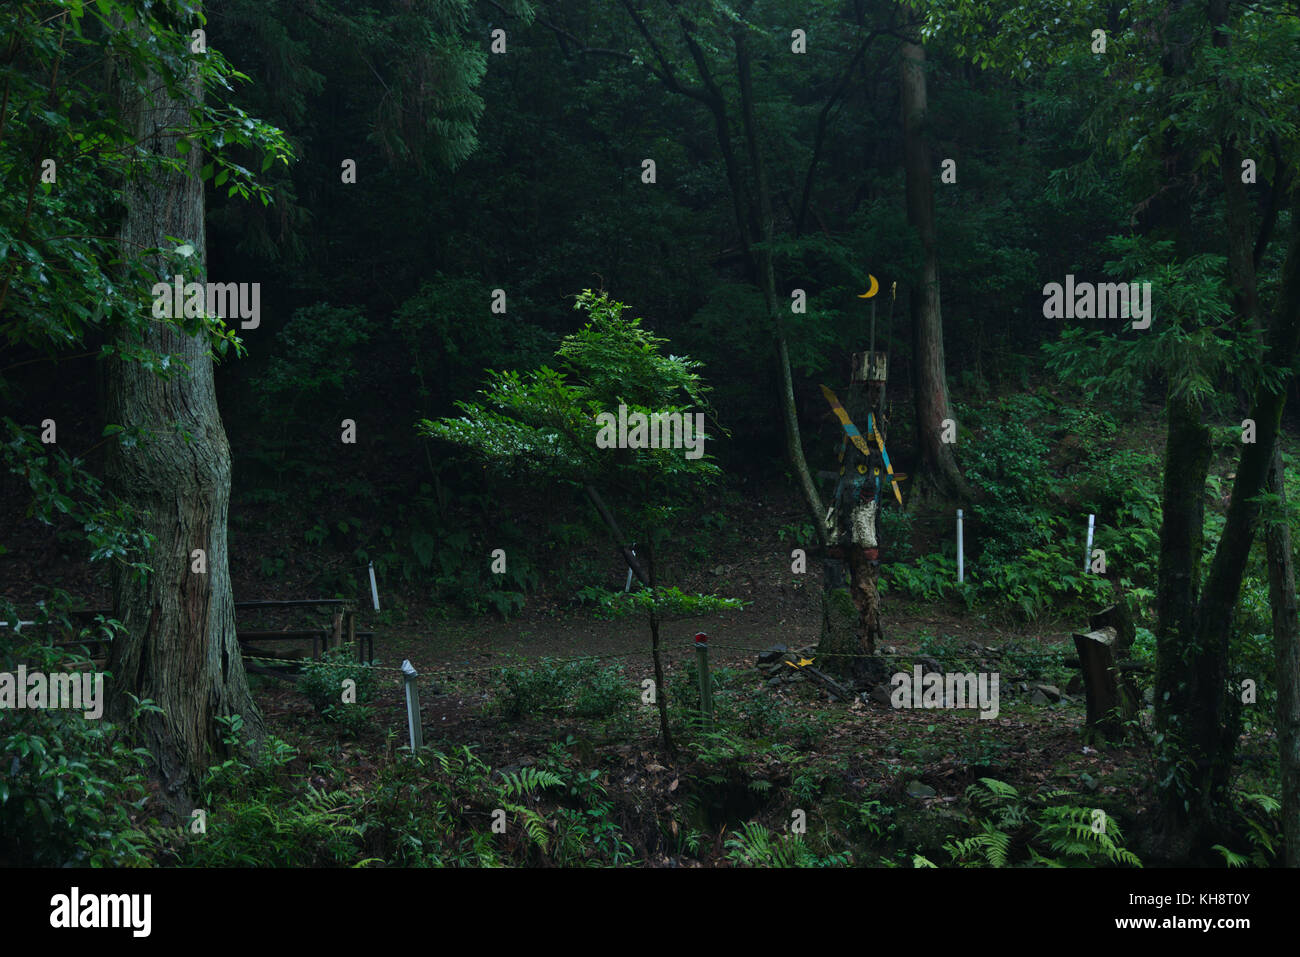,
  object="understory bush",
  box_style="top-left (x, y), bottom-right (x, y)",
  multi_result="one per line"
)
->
top-left (298, 648), bottom-right (378, 734)
top-left (0, 620), bottom-right (154, 867)
top-left (156, 728), bottom-right (635, 867)
top-left (885, 392), bottom-right (1160, 620)
top-left (495, 657), bottom-right (633, 721)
